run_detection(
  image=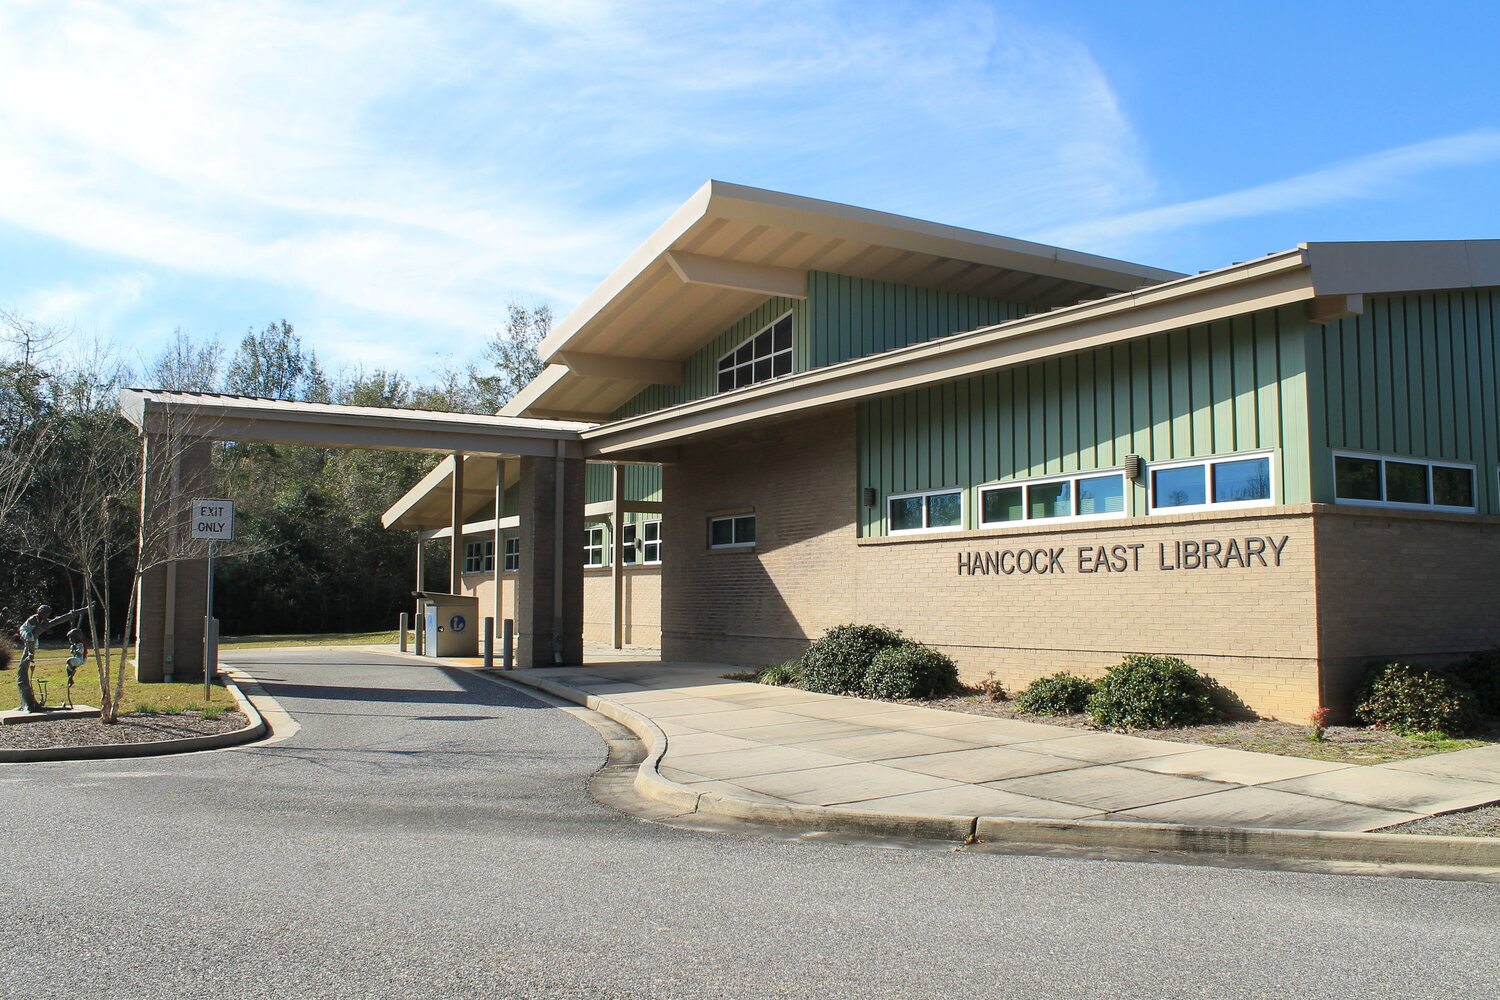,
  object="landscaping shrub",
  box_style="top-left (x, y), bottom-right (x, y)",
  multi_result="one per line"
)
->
top-left (1353, 661), bottom-right (1480, 735)
top-left (758, 660), bottom-right (804, 687)
top-left (863, 644), bottom-right (959, 700)
top-left (800, 624), bottom-right (910, 695)
top-left (1087, 654), bottom-right (1218, 729)
top-left (0, 636), bottom-right (11, 671)
top-left (1451, 651), bottom-right (1500, 716)
top-left (1015, 672), bottom-right (1096, 715)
